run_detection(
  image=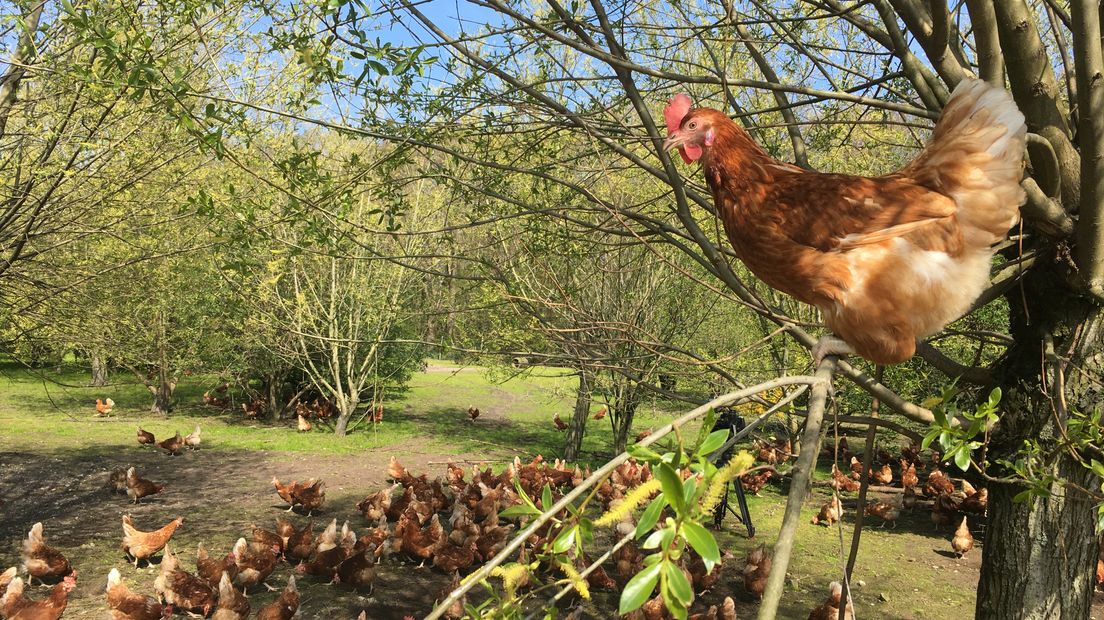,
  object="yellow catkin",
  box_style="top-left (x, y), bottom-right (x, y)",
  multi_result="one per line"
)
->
top-left (558, 562), bottom-right (591, 600)
top-left (700, 451), bottom-right (755, 515)
top-left (490, 562), bottom-right (530, 598)
top-left (594, 478), bottom-right (662, 527)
